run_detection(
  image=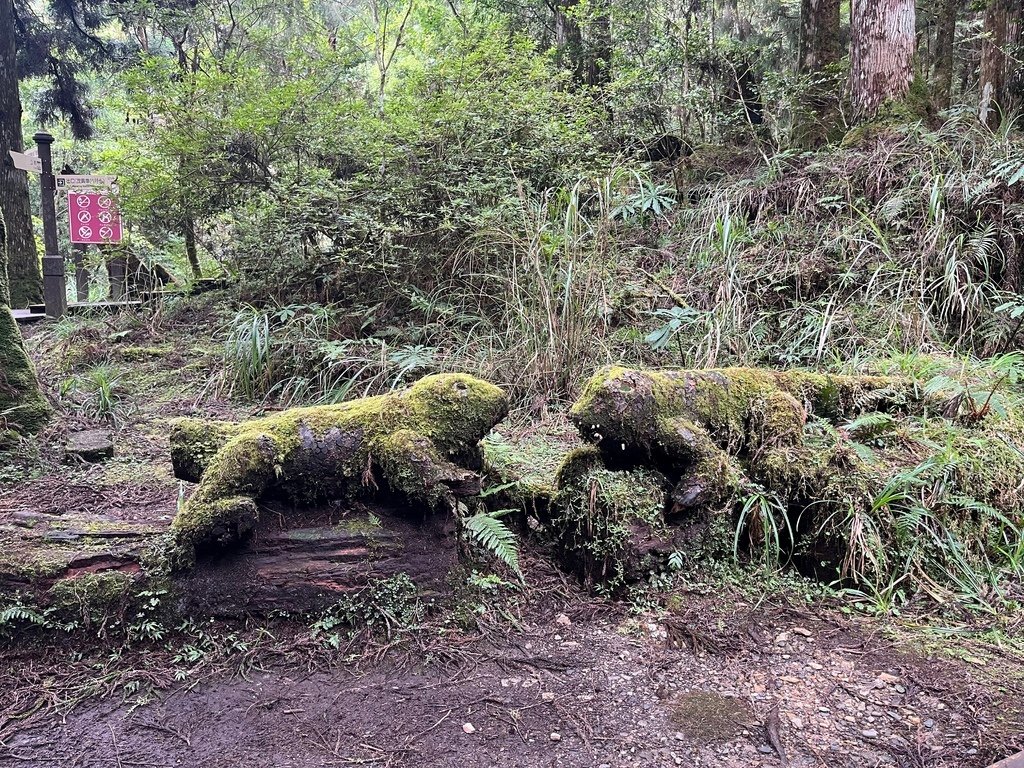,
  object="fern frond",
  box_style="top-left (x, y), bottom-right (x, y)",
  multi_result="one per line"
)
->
top-left (464, 513), bottom-right (522, 577)
top-left (842, 412), bottom-right (895, 440)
